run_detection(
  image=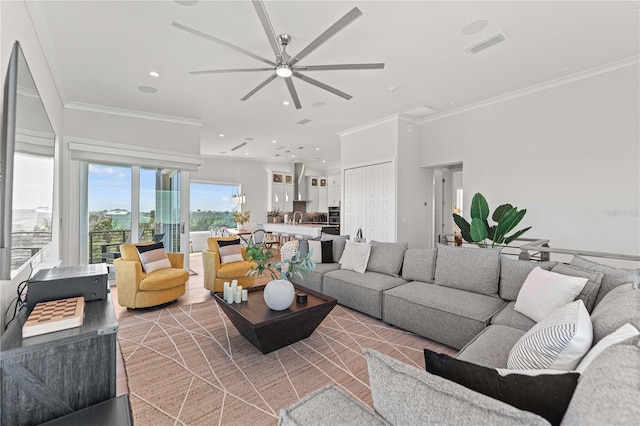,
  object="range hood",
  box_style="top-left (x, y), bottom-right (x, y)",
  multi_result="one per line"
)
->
top-left (294, 162), bottom-right (309, 202)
